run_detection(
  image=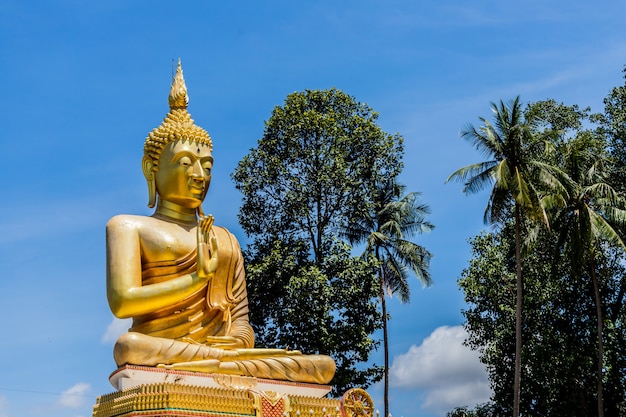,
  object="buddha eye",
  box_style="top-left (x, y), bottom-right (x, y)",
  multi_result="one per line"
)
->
top-left (202, 163), bottom-right (212, 173)
top-left (179, 156), bottom-right (192, 166)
